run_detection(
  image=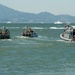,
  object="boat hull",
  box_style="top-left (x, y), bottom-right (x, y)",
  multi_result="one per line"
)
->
top-left (0, 34), bottom-right (10, 39)
top-left (60, 34), bottom-right (72, 41)
top-left (22, 32), bottom-right (38, 38)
